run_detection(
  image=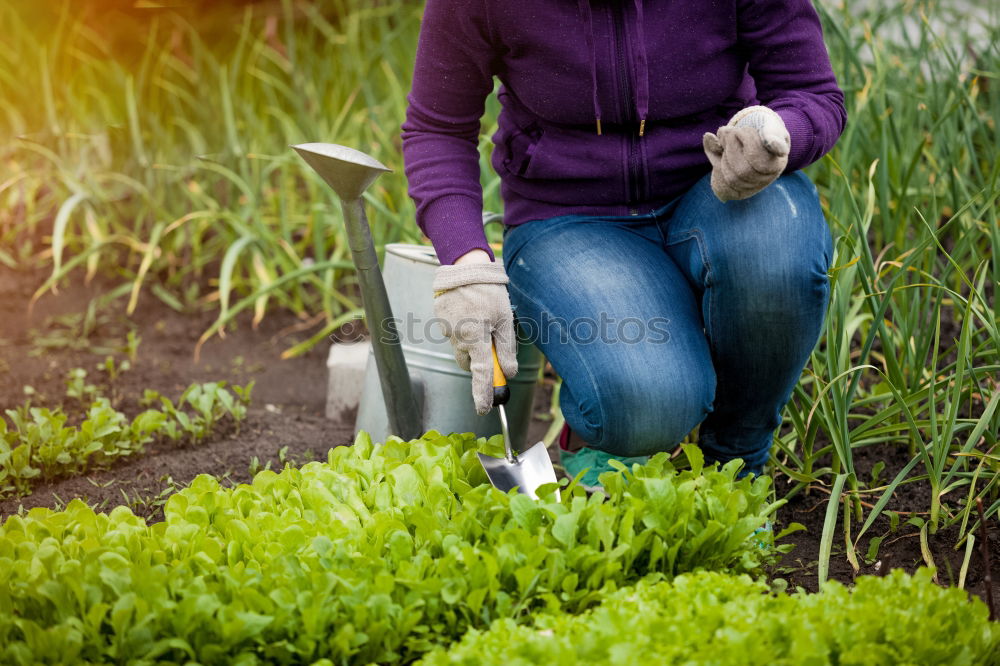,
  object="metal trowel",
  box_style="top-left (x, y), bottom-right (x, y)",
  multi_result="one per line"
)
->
top-left (477, 343), bottom-right (560, 501)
